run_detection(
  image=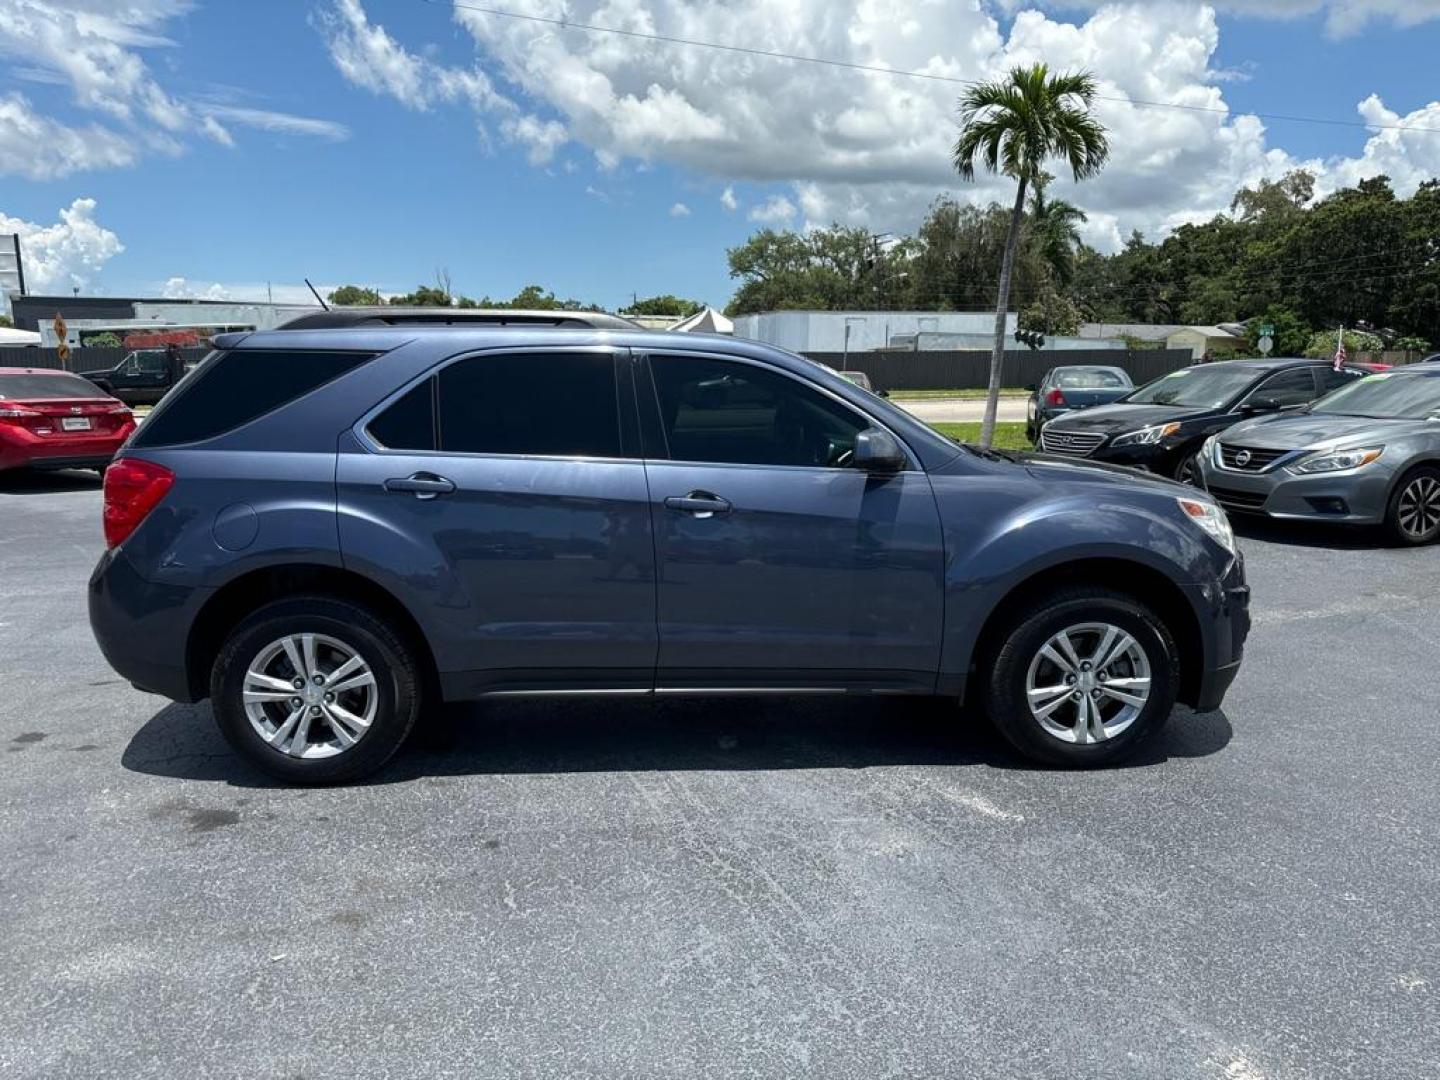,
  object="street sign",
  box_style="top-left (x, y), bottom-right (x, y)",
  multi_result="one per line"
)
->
top-left (1259, 324), bottom-right (1275, 337)
top-left (1257, 334), bottom-right (1274, 355)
